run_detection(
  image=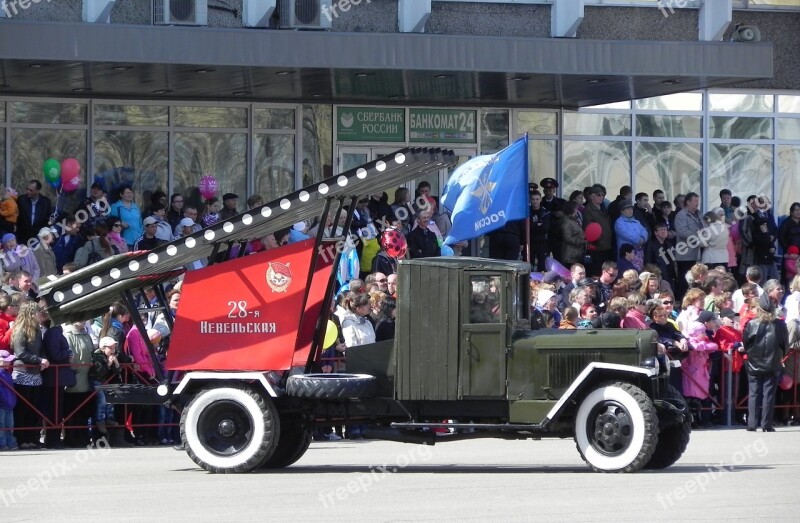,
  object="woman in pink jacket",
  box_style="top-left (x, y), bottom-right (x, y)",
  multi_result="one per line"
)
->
top-left (124, 324), bottom-right (161, 445)
top-left (682, 311), bottom-right (720, 428)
